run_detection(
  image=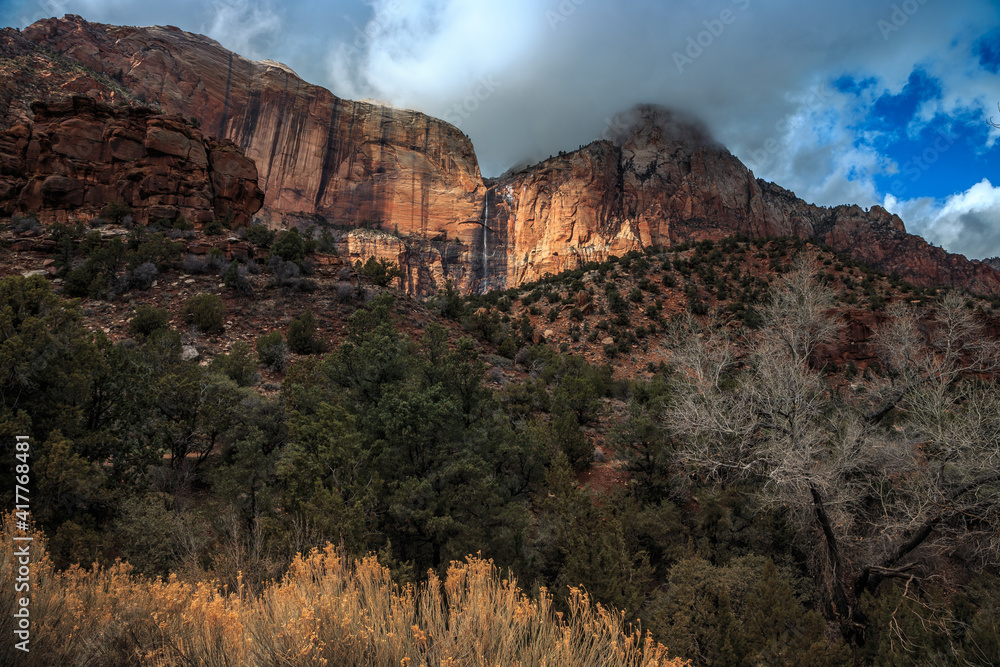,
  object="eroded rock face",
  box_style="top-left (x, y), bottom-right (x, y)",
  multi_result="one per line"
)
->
top-left (4, 18), bottom-right (1000, 296)
top-left (0, 96), bottom-right (262, 225)
top-left (13, 14), bottom-right (486, 294)
top-left (490, 106), bottom-right (1000, 295)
